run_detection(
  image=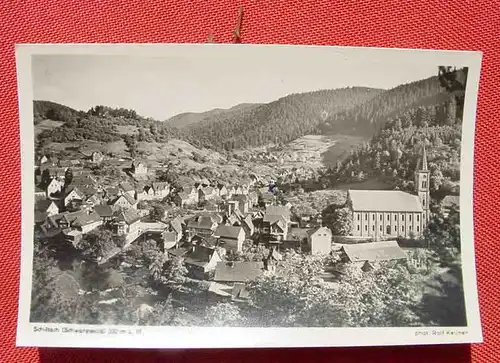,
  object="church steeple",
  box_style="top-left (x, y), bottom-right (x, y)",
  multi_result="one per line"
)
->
top-left (415, 144), bottom-right (430, 225)
top-left (420, 144), bottom-right (428, 171)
